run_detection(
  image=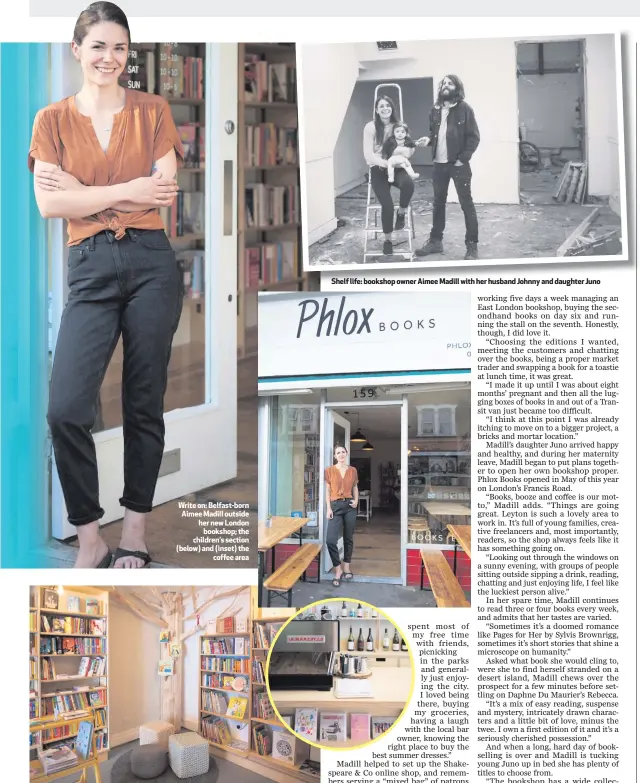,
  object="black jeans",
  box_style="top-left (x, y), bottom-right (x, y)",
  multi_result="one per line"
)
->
top-left (326, 499), bottom-right (357, 567)
top-left (431, 161), bottom-right (478, 244)
top-left (369, 166), bottom-right (415, 235)
top-left (48, 228), bottom-right (183, 526)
